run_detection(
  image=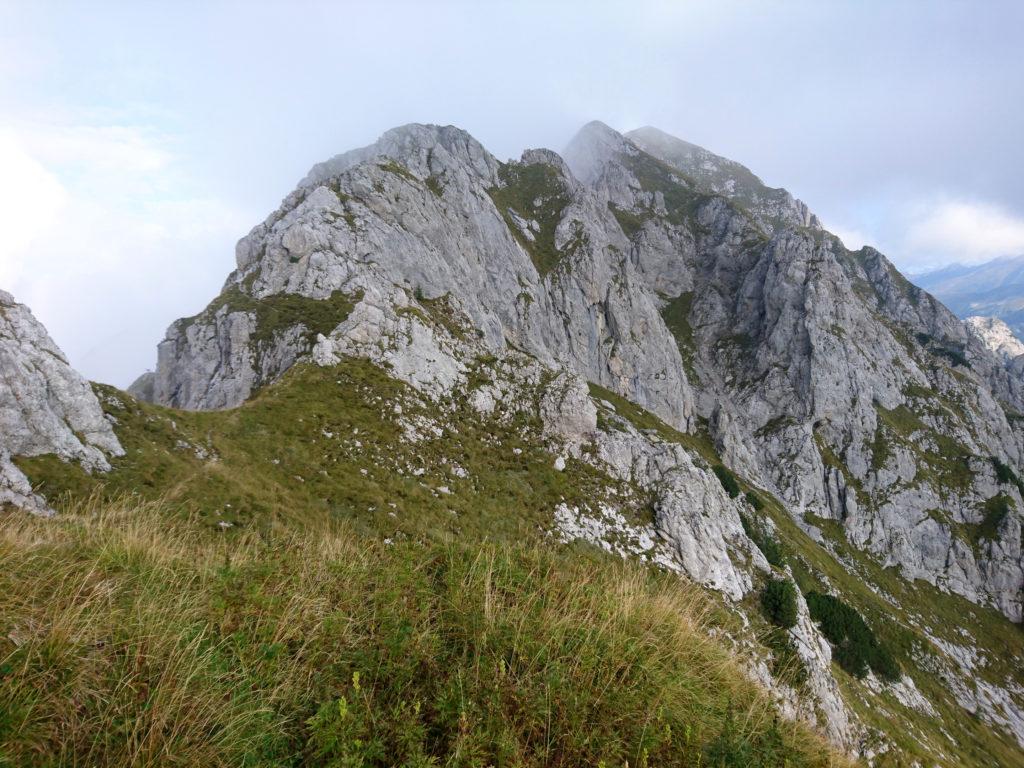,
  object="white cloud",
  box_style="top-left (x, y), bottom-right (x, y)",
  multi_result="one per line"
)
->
top-left (822, 220), bottom-right (871, 251)
top-left (0, 119), bottom-right (252, 387)
top-left (0, 131), bottom-right (68, 284)
top-left (903, 200), bottom-right (1024, 265)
